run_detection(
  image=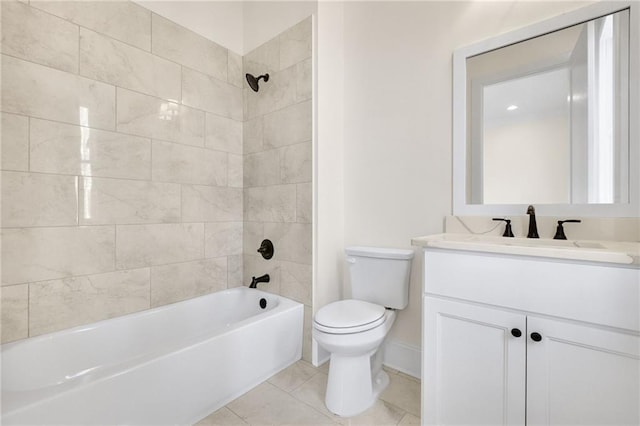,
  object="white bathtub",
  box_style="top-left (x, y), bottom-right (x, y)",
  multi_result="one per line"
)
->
top-left (1, 287), bottom-right (303, 425)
